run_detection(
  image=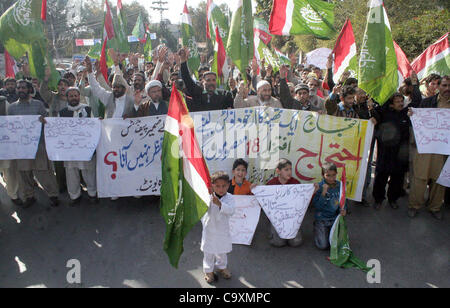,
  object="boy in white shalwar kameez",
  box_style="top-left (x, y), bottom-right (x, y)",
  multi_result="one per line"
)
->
top-left (201, 171), bottom-right (235, 283)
